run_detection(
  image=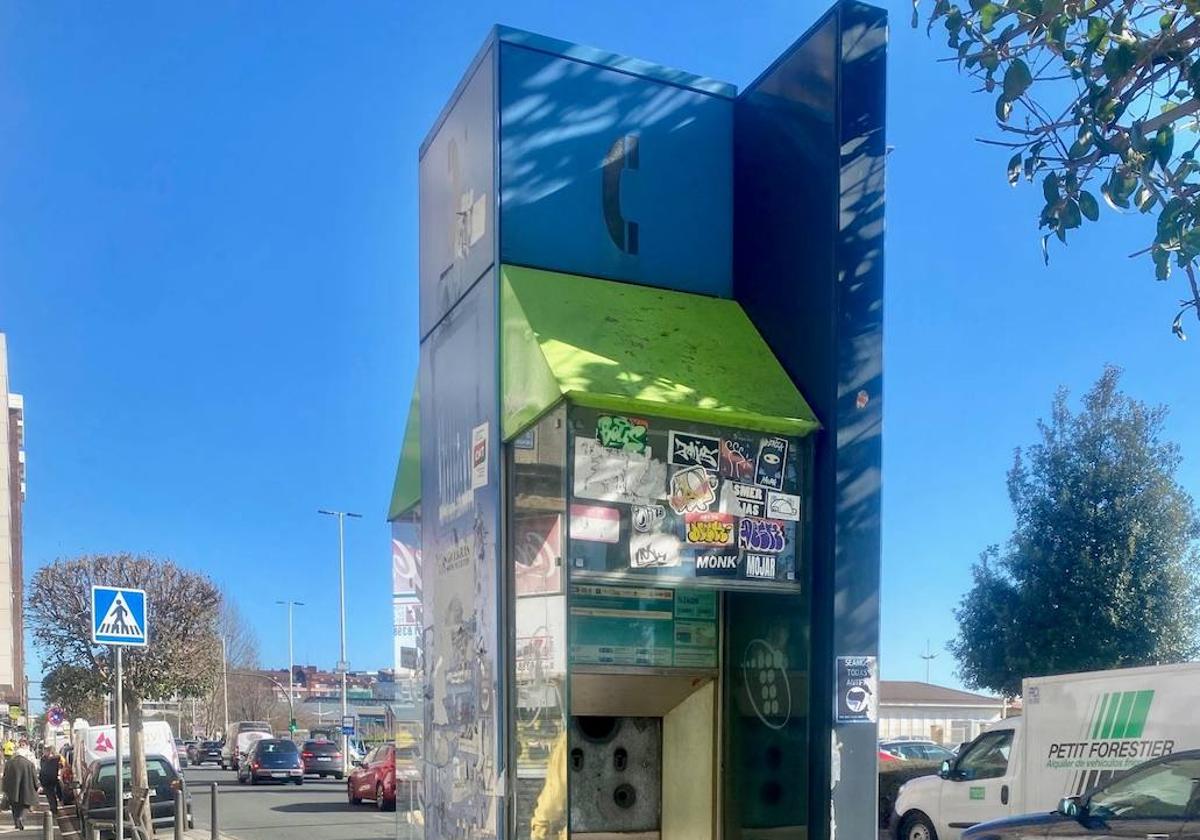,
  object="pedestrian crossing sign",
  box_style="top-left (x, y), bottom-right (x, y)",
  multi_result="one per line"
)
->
top-left (91, 586), bottom-right (148, 647)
